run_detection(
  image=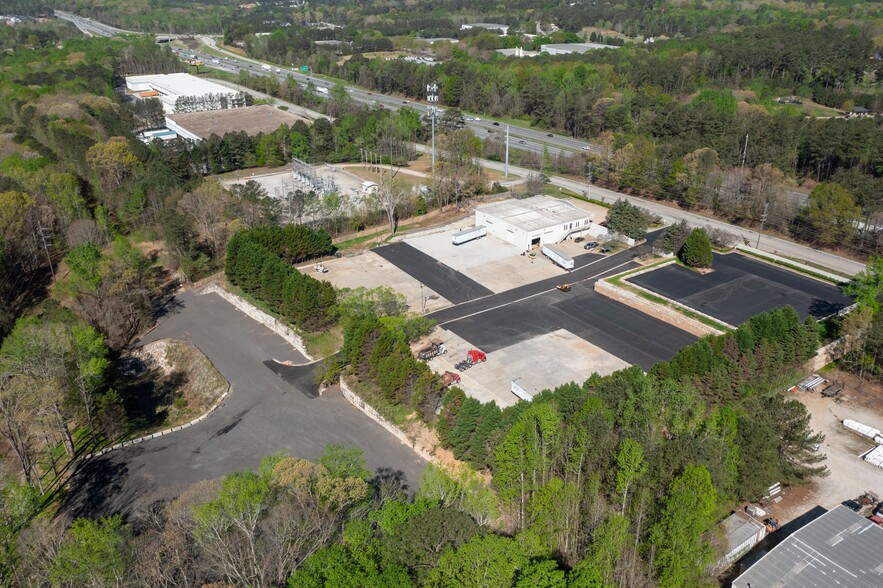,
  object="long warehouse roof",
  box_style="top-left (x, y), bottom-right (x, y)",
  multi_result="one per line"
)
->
top-left (476, 195), bottom-right (592, 232)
